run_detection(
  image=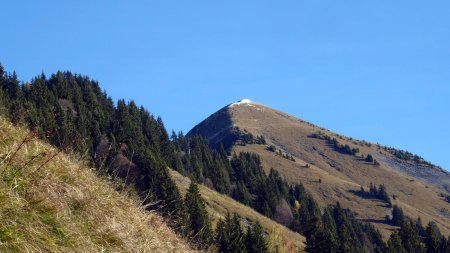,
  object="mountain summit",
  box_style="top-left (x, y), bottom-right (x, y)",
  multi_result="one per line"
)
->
top-left (229, 98), bottom-right (254, 106)
top-left (188, 100), bottom-right (450, 238)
